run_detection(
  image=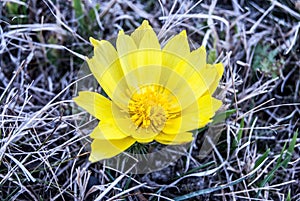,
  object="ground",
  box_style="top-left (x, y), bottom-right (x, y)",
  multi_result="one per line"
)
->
top-left (0, 0), bottom-right (299, 200)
